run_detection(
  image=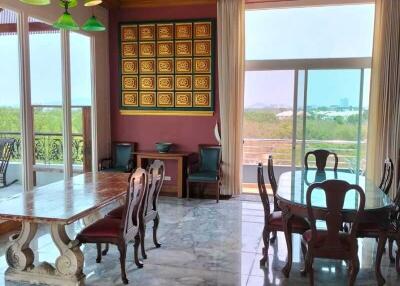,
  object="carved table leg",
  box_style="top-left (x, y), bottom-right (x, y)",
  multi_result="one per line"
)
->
top-left (6, 221), bottom-right (37, 272)
top-left (375, 232), bottom-right (387, 286)
top-left (282, 207), bottom-right (293, 278)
